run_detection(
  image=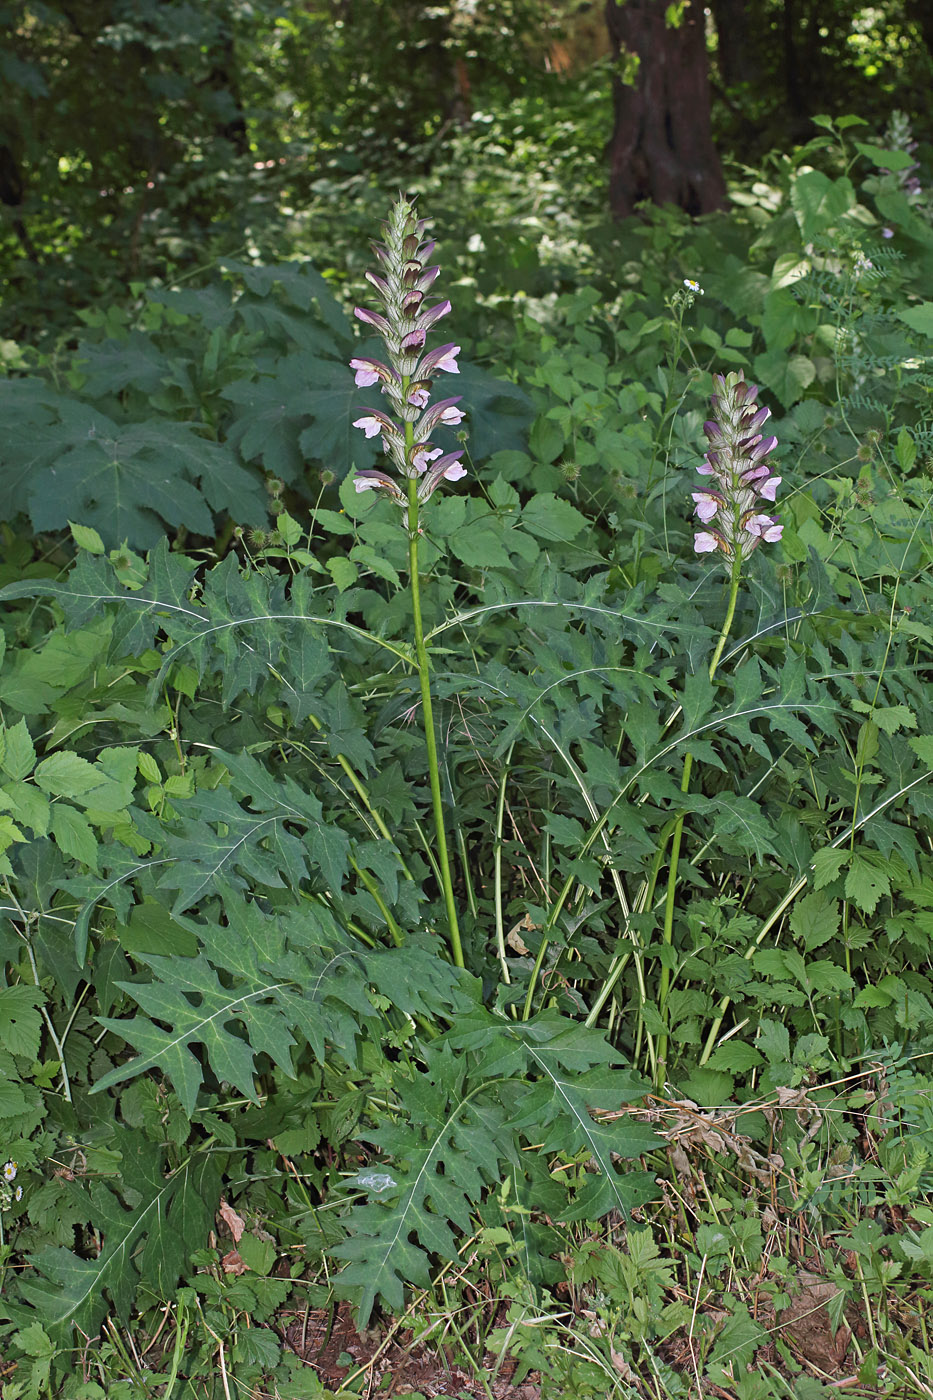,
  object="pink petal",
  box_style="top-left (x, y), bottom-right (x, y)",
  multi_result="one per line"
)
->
top-left (416, 299), bottom-right (452, 331)
top-left (411, 445), bottom-right (443, 475)
top-left (354, 306), bottom-right (390, 334)
top-left (419, 343), bottom-right (461, 377)
top-left (758, 475), bottom-right (781, 502)
top-left (694, 532), bottom-right (719, 554)
top-left (692, 492), bottom-right (720, 523)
